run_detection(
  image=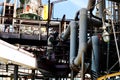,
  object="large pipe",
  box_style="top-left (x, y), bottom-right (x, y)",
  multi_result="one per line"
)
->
top-left (70, 8), bottom-right (88, 72)
top-left (91, 36), bottom-right (99, 79)
top-left (70, 21), bottom-right (78, 64)
top-left (74, 8), bottom-right (87, 66)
